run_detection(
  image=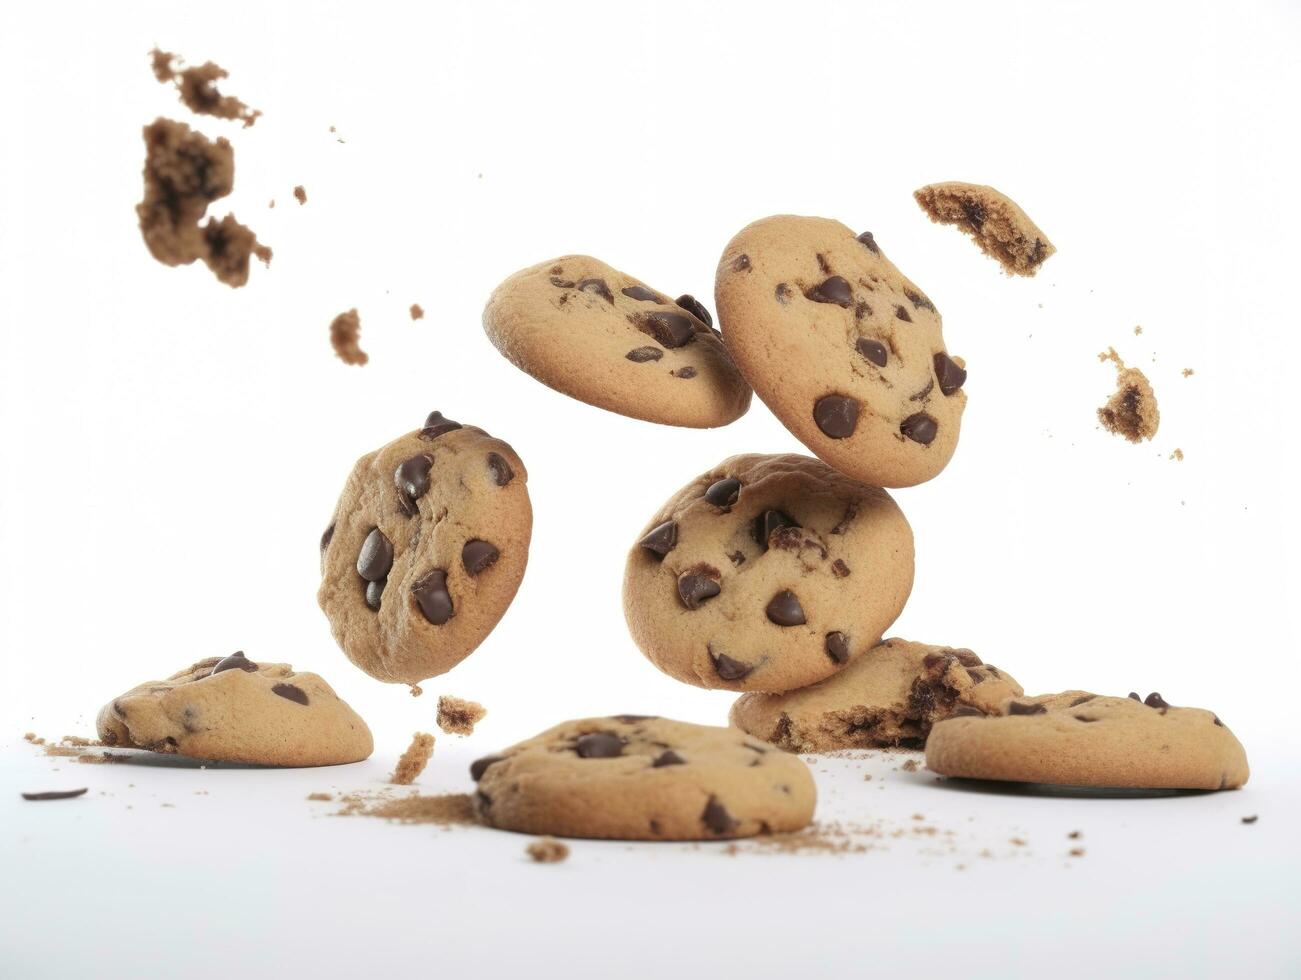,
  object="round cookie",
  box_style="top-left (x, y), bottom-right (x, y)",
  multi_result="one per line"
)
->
top-left (318, 411), bottom-right (532, 685)
top-left (96, 652), bottom-right (373, 766)
top-left (730, 638), bottom-right (1023, 753)
top-left (715, 215), bottom-right (967, 488)
top-left (483, 255), bottom-right (752, 428)
top-left (623, 453), bottom-right (914, 693)
top-left (925, 691), bottom-right (1250, 790)
top-left (470, 715), bottom-right (815, 840)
